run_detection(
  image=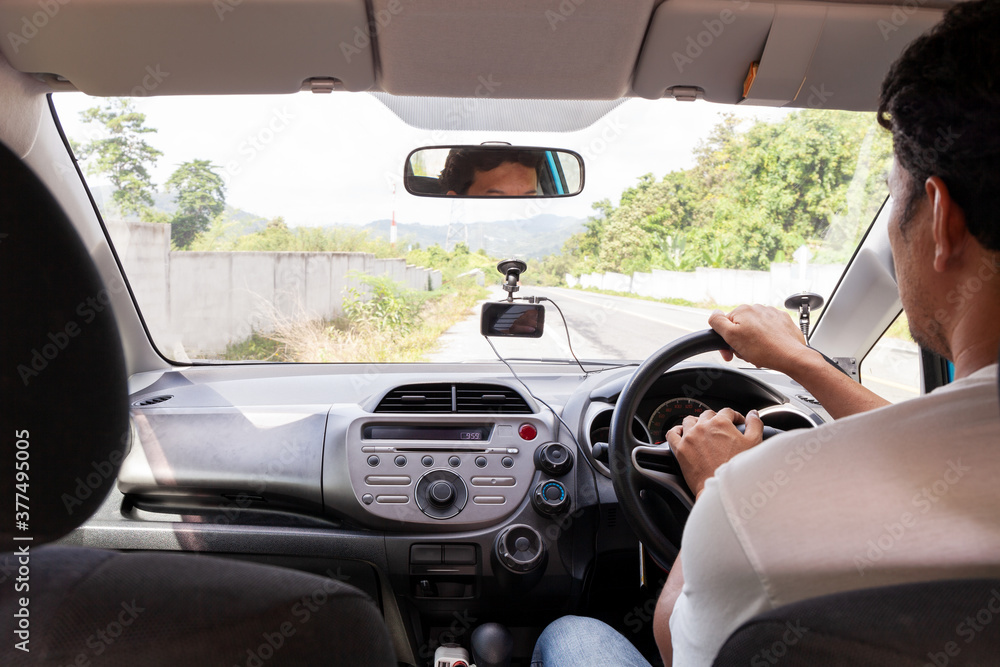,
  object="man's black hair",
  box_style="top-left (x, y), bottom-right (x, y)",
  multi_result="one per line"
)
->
top-left (440, 148), bottom-right (543, 195)
top-left (877, 0), bottom-right (1000, 251)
